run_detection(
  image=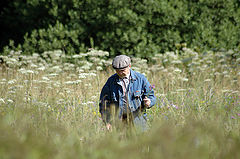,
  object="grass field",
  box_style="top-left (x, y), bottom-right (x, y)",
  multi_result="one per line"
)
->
top-left (0, 48), bottom-right (239, 159)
